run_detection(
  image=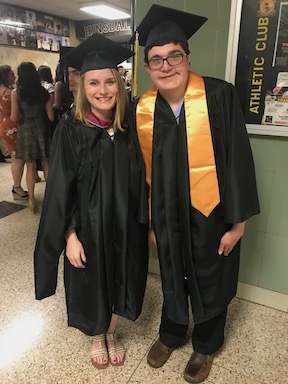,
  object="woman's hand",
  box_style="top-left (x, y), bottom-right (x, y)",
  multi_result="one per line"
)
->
top-left (149, 227), bottom-right (157, 247)
top-left (218, 222), bottom-right (246, 256)
top-left (66, 229), bottom-right (87, 268)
